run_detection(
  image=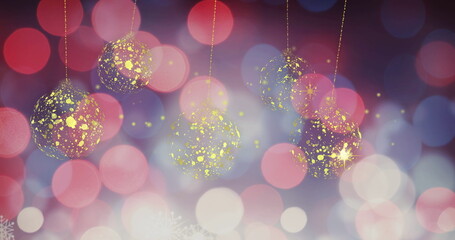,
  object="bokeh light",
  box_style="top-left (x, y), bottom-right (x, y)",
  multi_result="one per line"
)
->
top-left (51, 159), bottom-right (101, 208)
top-left (0, 156), bottom-right (25, 183)
top-left (413, 95), bottom-right (455, 147)
top-left (37, 0), bottom-right (83, 36)
top-left (91, 0), bottom-right (141, 41)
top-left (261, 143), bottom-right (307, 189)
top-left (241, 184), bottom-right (284, 225)
top-left (80, 226), bottom-right (121, 240)
top-left (71, 199), bottom-right (114, 237)
top-left (0, 175), bottom-right (24, 219)
top-left (187, 0), bottom-right (234, 45)
top-left (58, 26), bottom-right (105, 72)
top-left (412, 152), bottom-right (455, 194)
top-left (100, 144), bottom-right (149, 195)
top-left (146, 45), bottom-right (190, 93)
top-left (280, 207), bottom-right (307, 233)
top-left (0, 107), bottom-right (31, 158)
top-left (416, 187), bottom-right (455, 233)
top-left (416, 41), bottom-right (455, 87)
top-left (3, 28), bottom-right (50, 74)
top-left (196, 188), bottom-right (244, 234)
top-left (17, 207), bottom-right (44, 233)
top-left (381, 0), bottom-right (425, 38)
top-left (90, 93), bottom-right (123, 141)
